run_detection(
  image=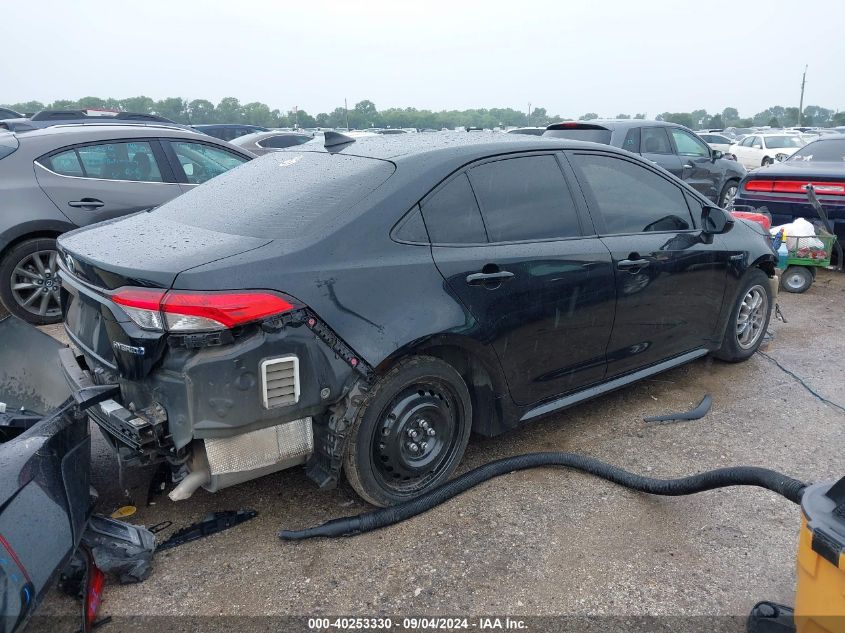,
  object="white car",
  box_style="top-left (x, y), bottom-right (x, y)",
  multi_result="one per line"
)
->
top-left (728, 133), bottom-right (807, 169)
top-left (698, 133), bottom-right (735, 154)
